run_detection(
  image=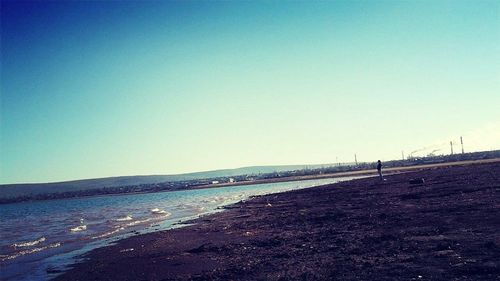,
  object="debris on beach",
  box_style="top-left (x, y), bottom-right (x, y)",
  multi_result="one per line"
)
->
top-left (409, 178), bottom-right (425, 184)
top-left (119, 248), bottom-right (134, 253)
